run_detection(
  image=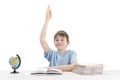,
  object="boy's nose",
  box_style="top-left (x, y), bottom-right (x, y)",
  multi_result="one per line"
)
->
top-left (57, 41), bottom-right (62, 44)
